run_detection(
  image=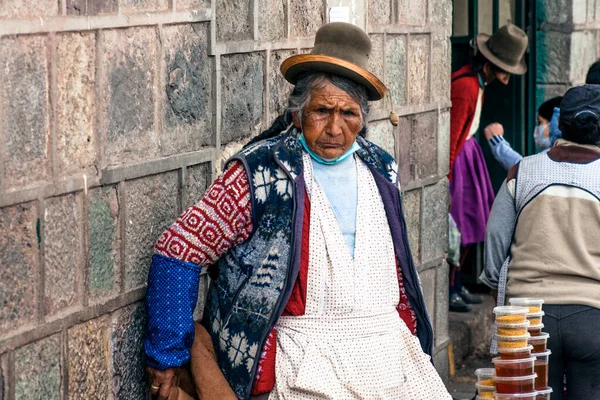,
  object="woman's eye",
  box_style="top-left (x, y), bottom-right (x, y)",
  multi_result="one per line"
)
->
top-left (316, 107), bottom-right (329, 113)
top-left (343, 110), bottom-right (357, 116)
